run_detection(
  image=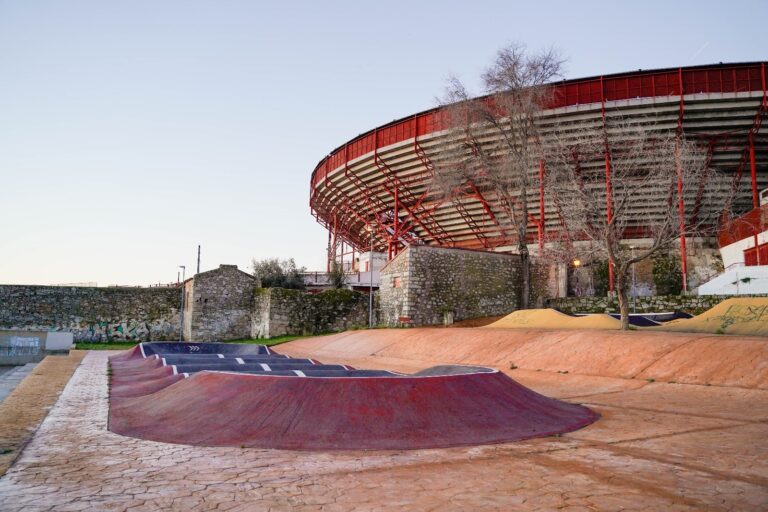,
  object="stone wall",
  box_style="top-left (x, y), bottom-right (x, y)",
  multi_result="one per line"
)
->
top-left (546, 294), bottom-right (768, 315)
top-left (0, 285), bottom-right (180, 341)
top-left (184, 265), bottom-right (257, 341)
top-left (379, 245), bottom-right (521, 326)
top-left (252, 288), bottom-right (369, 339)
